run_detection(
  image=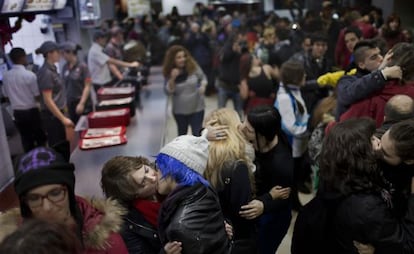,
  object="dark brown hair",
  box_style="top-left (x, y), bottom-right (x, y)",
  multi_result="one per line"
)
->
top-left (310, 95), bottom-right (337, 128)
top-left (388, 42), bottom-right (414, 82)
top-left (280, 60), bottom-right (306, 114)
top-left (319, 118), bottom-right (385, 195)
top-left (101, 156), bottom-right (153, 204)
top-left (0, 219), bottom-right (82, 254)
top-left (388, 118), bottom-right (414, 162)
